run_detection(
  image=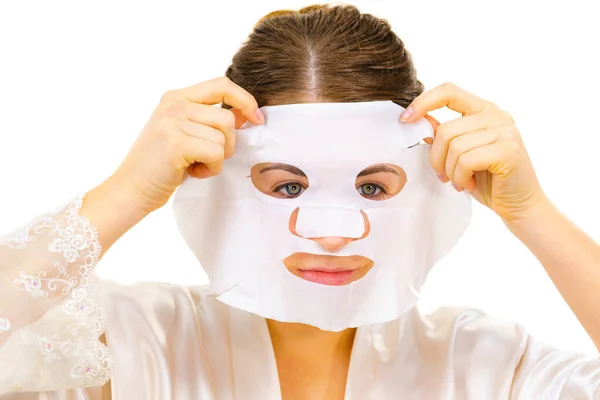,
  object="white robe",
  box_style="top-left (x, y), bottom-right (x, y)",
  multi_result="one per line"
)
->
top-left (1, 196), bottom-right (599, 399)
